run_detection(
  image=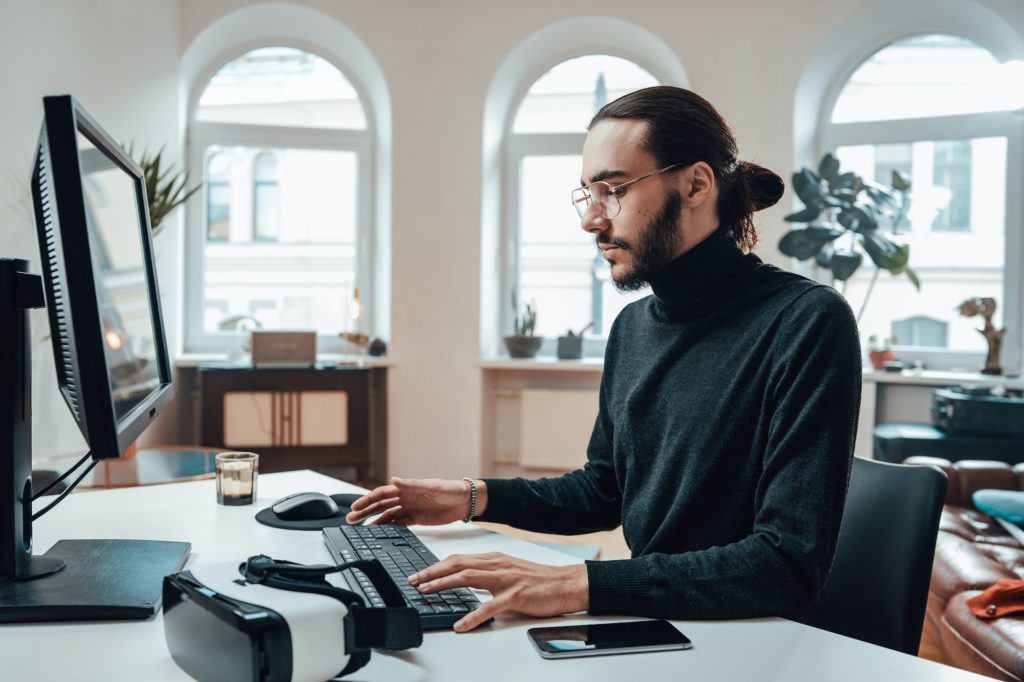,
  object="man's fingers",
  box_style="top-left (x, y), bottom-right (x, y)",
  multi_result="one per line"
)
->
top-left (347, 496), bottom-right (400, 522)
top-left (348, 484), bottom-right (400, 511)
top-left (417, 569), bottom-right (491, 594)
top-left (371, 505), bottom-right (409, 526)
top-left (453, 596), bottom-right (506, 633)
